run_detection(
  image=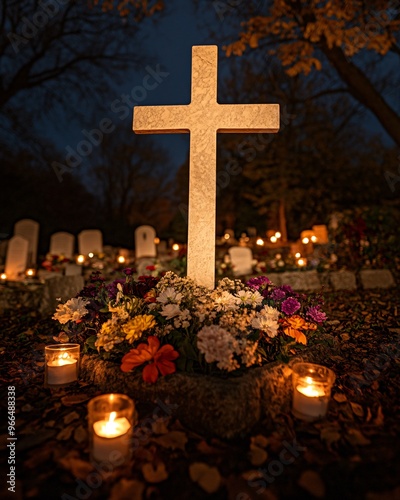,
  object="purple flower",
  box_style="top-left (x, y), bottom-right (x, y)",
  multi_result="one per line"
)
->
top-left (280, 285), bottom-right (294, 294)
top-left (246, 276), bottom-right (271, 290)
top-left (123, 267), bottom-right (134, 276)
top-left (306, 306), bottom-right (327, 324)
top-left (270, 288), bottom-right (286, 301)
top-left (106, 279), bottom-right (125, 299)
top-left (281, 297), bottom-right (301, 316)
top-left (89, 271), bottom-right (105, 283)
top-left (78, 284), bottom-right (98, 298)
